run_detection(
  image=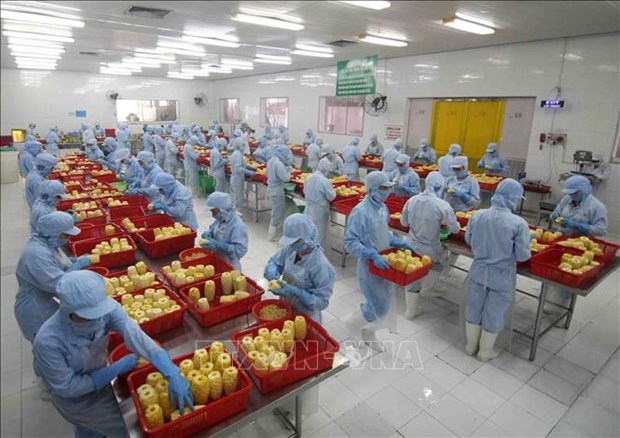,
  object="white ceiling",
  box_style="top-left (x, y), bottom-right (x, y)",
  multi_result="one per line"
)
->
top-left (1, 1), bottom-right (619, 80)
